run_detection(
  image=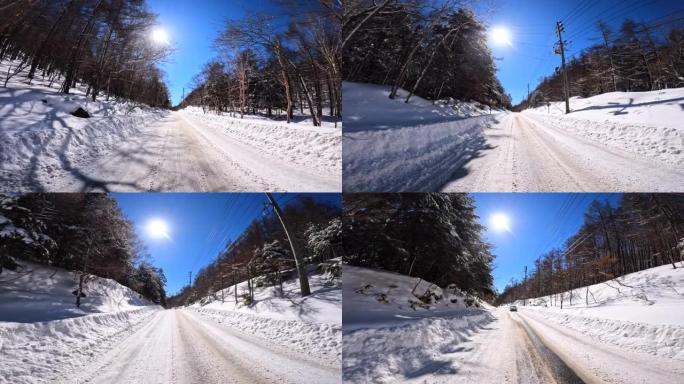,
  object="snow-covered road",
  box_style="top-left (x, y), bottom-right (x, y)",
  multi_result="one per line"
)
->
top-left (408, 308), bottom-right (683, 384)
top-left (48, 111), bottom-right (339, 192)
top-left (442, 113), bottom-right (684, 192)
top-left (63, 309), bottom-right (339, 384)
